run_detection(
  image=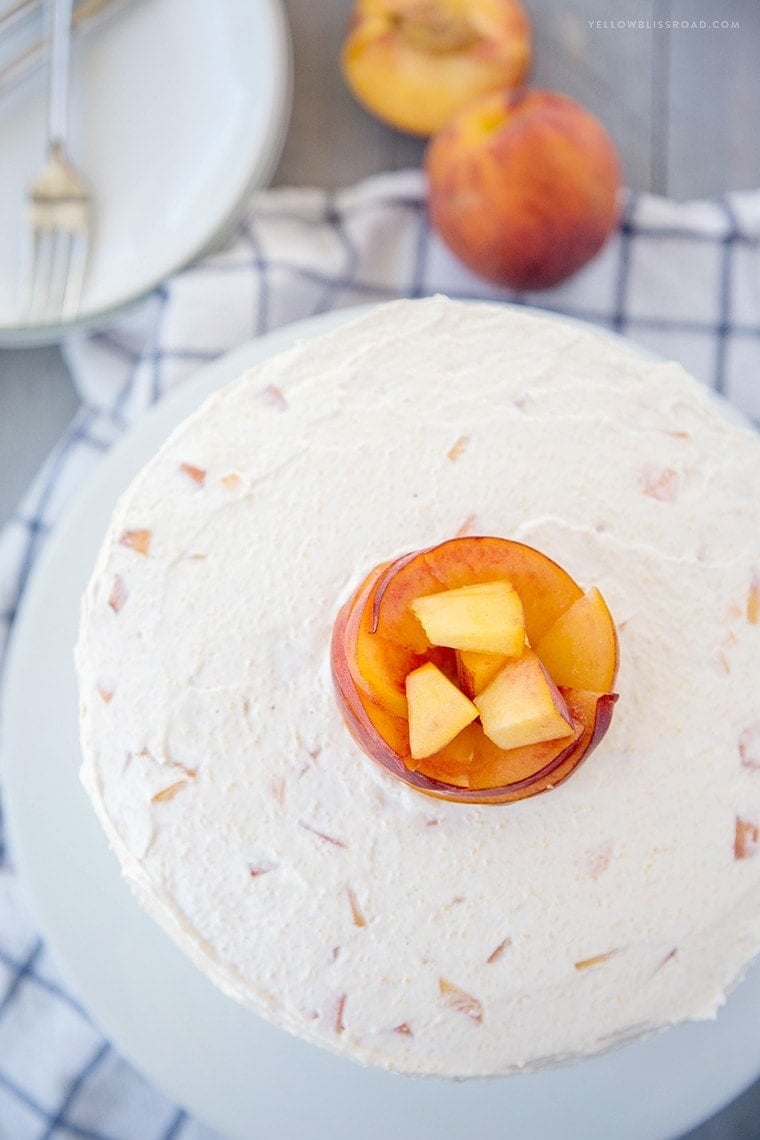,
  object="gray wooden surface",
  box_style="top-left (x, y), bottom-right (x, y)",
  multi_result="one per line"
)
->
top-left (1, 2), bottom-right (759, 1136)
top-left (278, 0), bottom-right (759, 196)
